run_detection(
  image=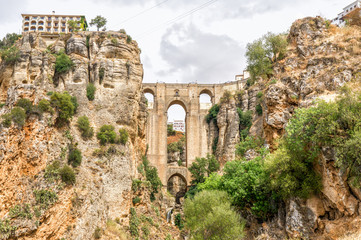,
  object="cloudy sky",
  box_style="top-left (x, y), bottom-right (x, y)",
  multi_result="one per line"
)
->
top-left (0, 0), bottom-right (350, 121)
